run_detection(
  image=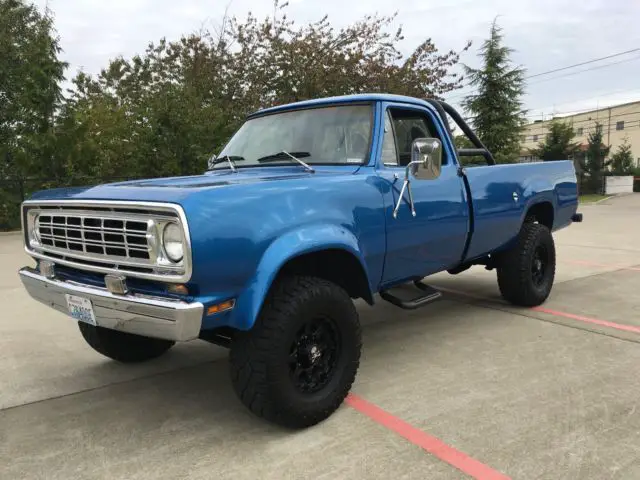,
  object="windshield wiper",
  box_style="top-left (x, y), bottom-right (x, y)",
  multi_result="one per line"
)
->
top-left (256, 151), bottom-right (314, 173)
top-left (207, 155), bottom-right (245, 172)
